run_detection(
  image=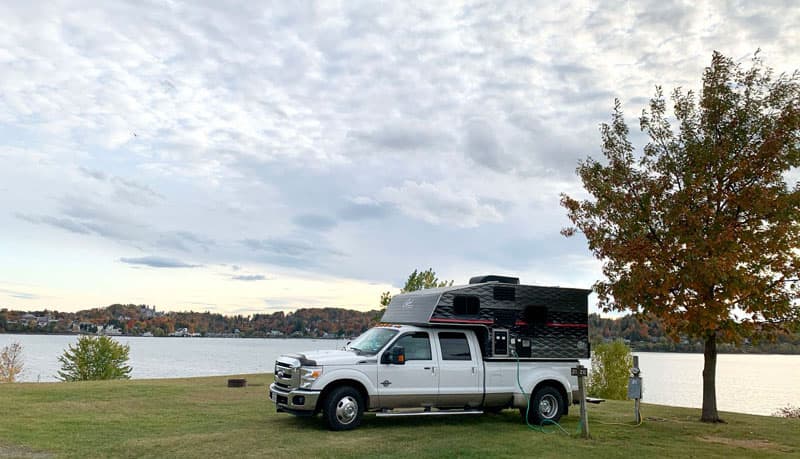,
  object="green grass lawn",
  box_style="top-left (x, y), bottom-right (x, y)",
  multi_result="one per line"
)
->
top-left (0, 374), bottom-right (797, 458)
